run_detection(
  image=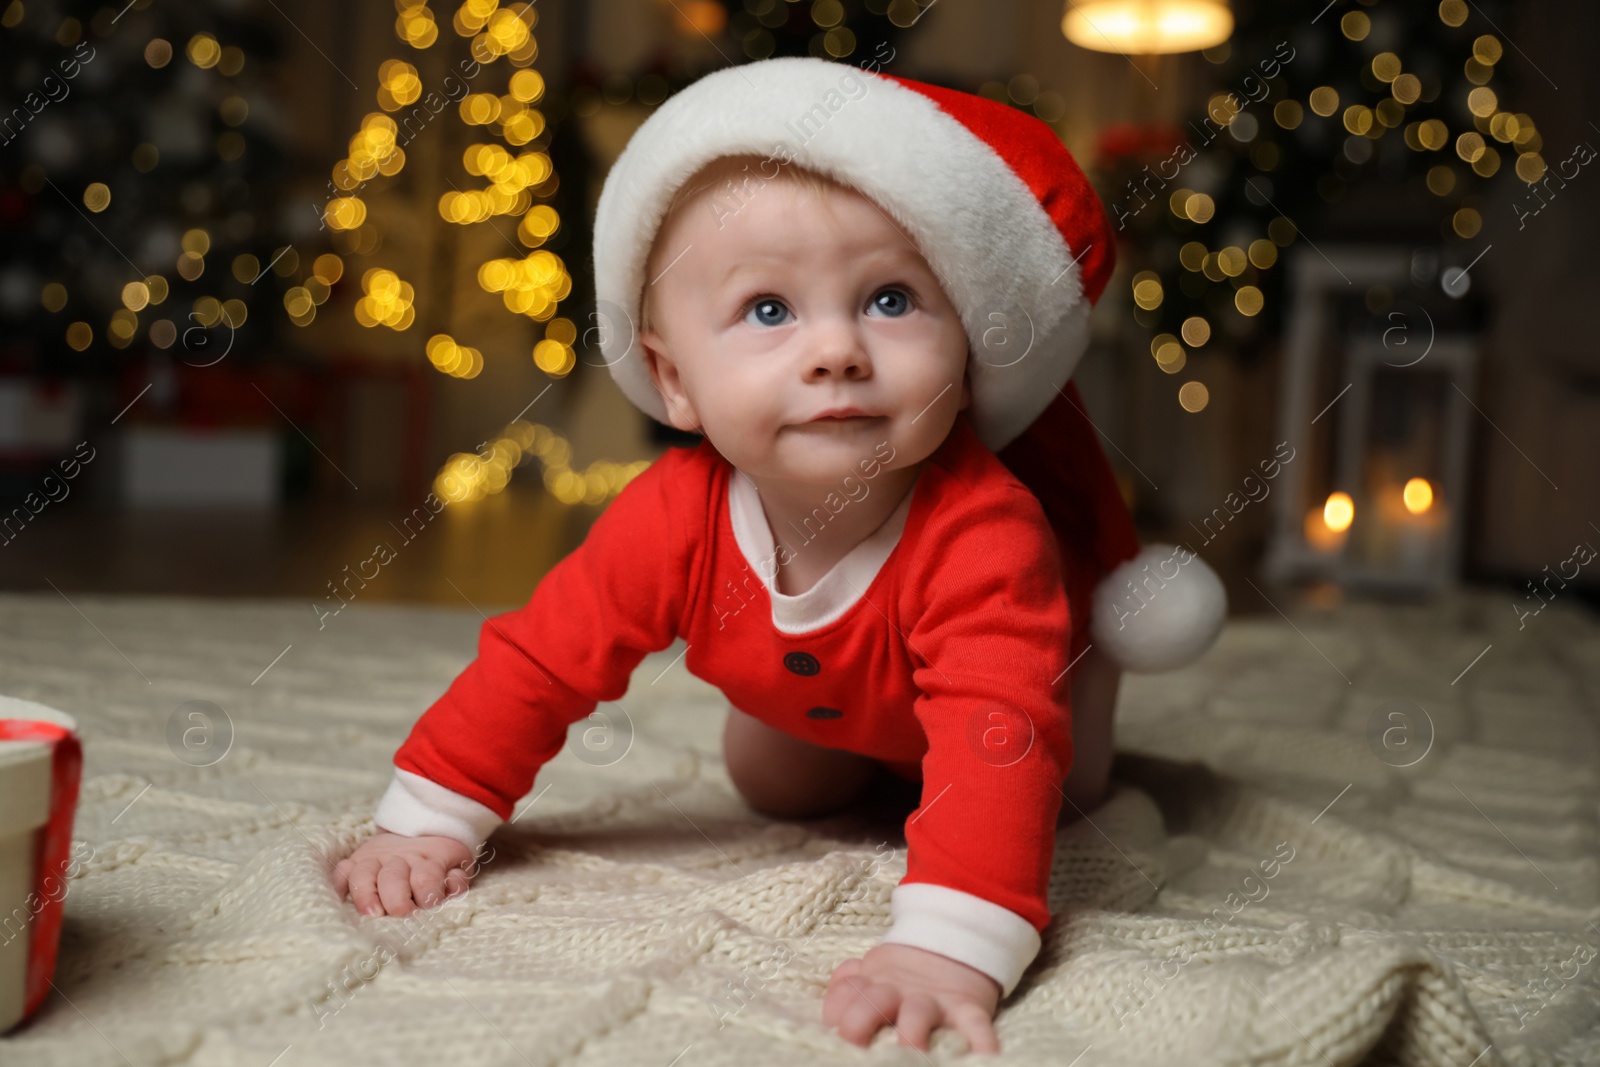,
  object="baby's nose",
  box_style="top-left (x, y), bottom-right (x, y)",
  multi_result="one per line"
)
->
top-left (807, 325), bottom-right (870, 378)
